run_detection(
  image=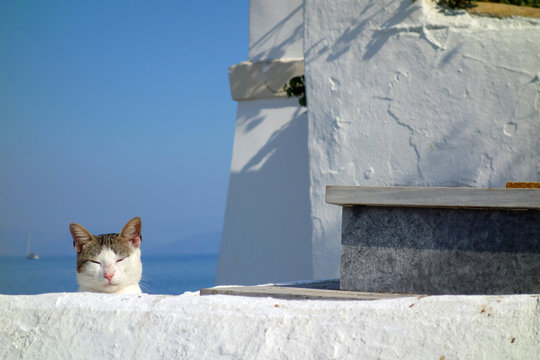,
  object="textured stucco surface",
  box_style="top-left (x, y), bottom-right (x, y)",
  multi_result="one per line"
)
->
top-left (216, 99), bottom-right (312, 285)
top-left (1, 292), bottom-right (538, 359)
top-left (305, 0), bottom-right (540, 280)
top-left (248, 0), bottom-right (303, 61)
